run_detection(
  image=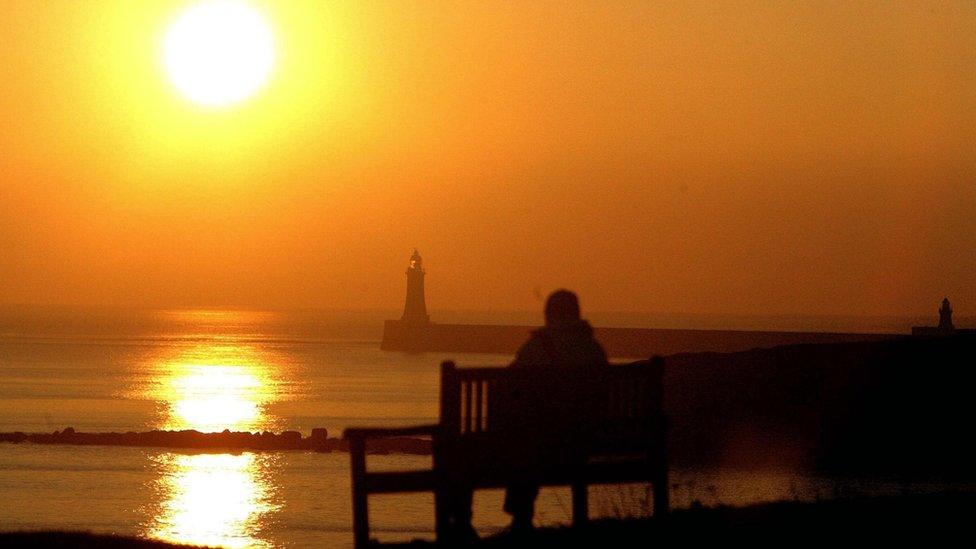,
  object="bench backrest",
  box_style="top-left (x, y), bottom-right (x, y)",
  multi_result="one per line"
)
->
top-left (438, 357), bottom-right (665, 455)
